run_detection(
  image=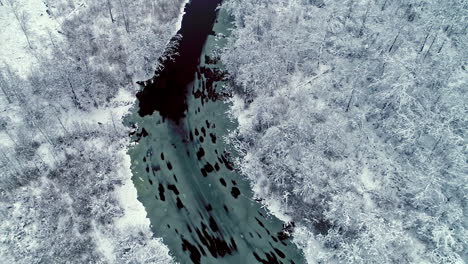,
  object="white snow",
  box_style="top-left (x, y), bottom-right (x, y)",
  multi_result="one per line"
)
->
top-left (228, 94), bottom-right (253, 135)
top-left (92, 220), bottom-right (117, 263)
top-left (35, 143), bottom-right (56, 167)
top-left (114, 150), bottom-right (151, 229)
top-left (0, 0), bottom-right (59, 76)
top-left (360, 165), bottom-right (379, 191)
top-left (174, 0), bottom-right (189, 34)
top-left (293, 226), bottom-right (336, 264)
top-left (59, 89), bottom-right (134, 127)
